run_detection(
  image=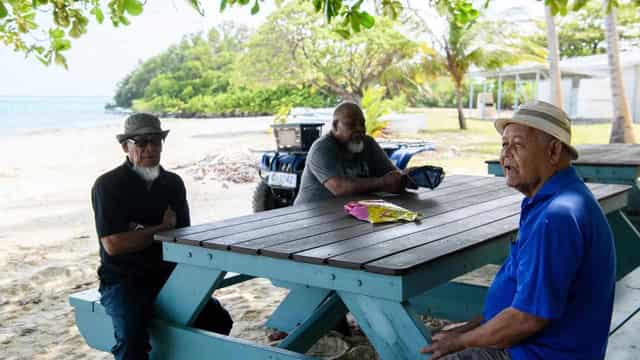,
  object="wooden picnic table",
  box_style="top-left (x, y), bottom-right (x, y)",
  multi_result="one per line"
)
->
top-left (134, 174), bottom-right (631, 360)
